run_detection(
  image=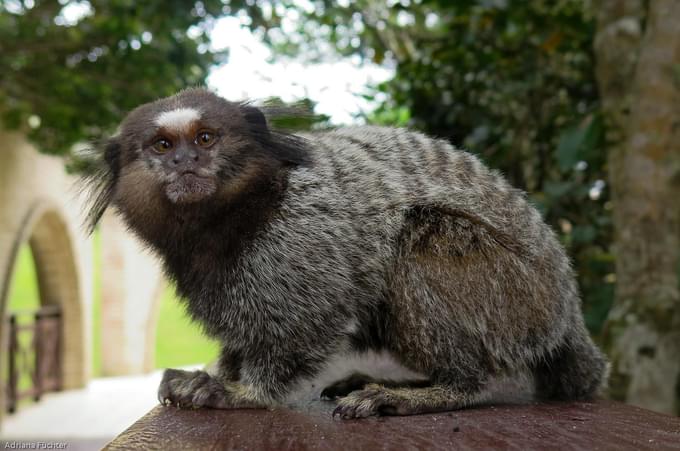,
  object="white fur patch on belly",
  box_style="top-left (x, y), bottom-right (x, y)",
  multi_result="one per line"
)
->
top-left (286, 350), bottom-right (428, 403)
top-left (155, 108), bottom-right (200, 132)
